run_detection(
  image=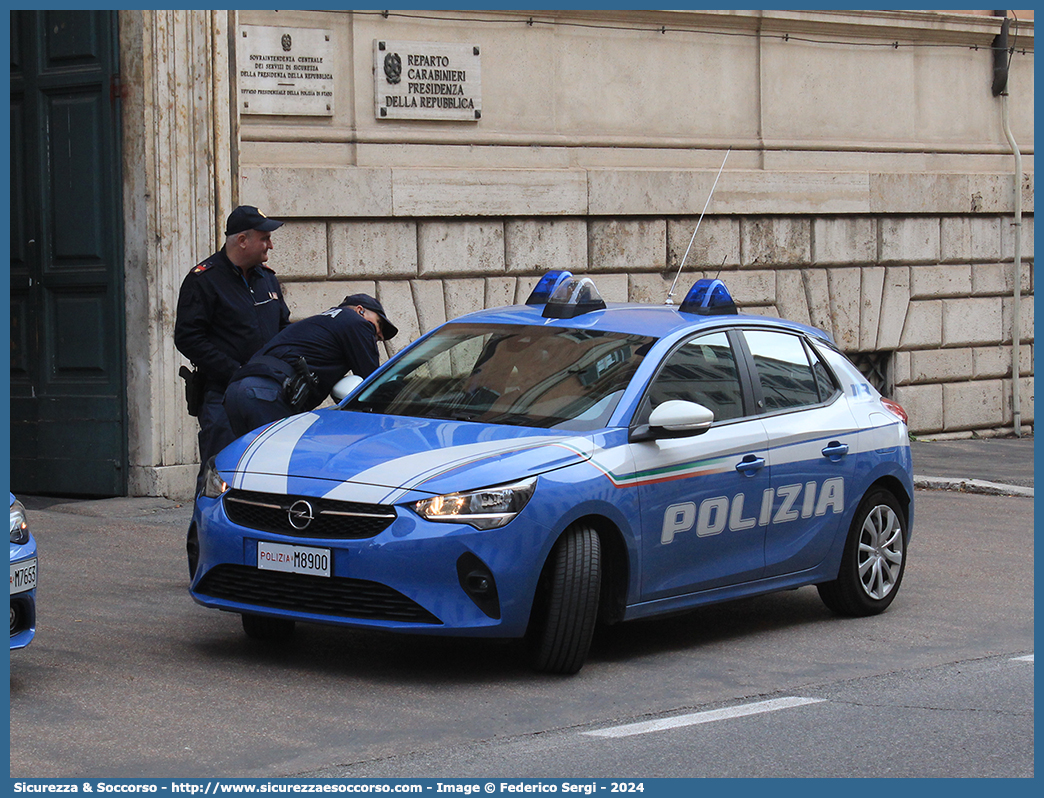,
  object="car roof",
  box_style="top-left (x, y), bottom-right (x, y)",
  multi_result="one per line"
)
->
top-left (445, 302), bottom-right (835, 344)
